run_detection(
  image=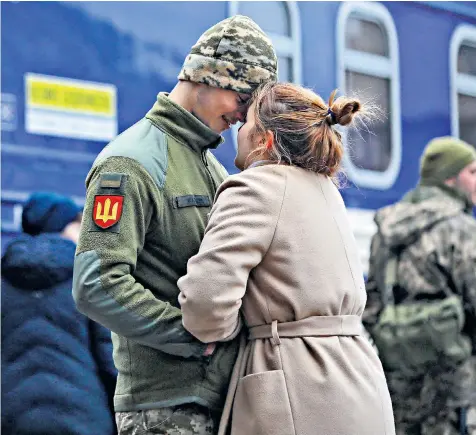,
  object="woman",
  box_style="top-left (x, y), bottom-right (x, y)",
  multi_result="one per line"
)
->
top-left (178, 83), bottom-right (395, 435)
